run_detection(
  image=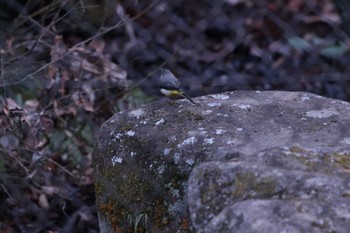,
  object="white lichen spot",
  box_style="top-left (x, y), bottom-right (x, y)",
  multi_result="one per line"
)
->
top-left (111, 156), bottom-right (123, 166)
top-left (236, 128), bottom-right (243, 131)
top-left (130, 152), bottom-right (136, 157)
top-left (197, 129), bottom-right (208, 137)
top-left (305, 109), bottom-right (338, 118)
top-left (227, 139), bottom-right (236, 145)
top-left (255, 90), bottom-right (261, 93)
top-left (216, 129), bottom-right (225, 135)
top-left (140, 120), bottom-right (148, 125)
top-left (217, 113), bottom-right (228, 117)
top-left (164, 183), bottom-right (180, 199)
top-left (128, 109), bottom-right (144, 119)
top-left (170, 189), bottom-right (180, 199)
top-left (177, 136), bottom-right (197, 148)
top-left (157, 165), bottom-right (165, 175)
top-left (168, 202), bottom-right (185, 215)
top-left (207, 102), bottom-right (222, 107)
top-left (185, 158), bottom-right (195, 166)
top-left (340, 138), bottom-right (350, 145)
top-left (188, 130), bottom-right (198, 136)
top-left (204, 138), bottom-right (215, 145)
top-left (301, 96), bottom-right (310, 101)
top-left (211, 93), bottom-right (229, 100)
top-left (155, 118), bottom-right (165, 125)
top-left (202, 110), bottom-right (213, 115)
top-left (112, 132), bottom-right (123, 138)
top-left (334, 204), bottom-right (350, 219)
top-left (163, 148), bottom-right (170, 156)
top-left (174, 153), bottom-right (181, 164)
top-left (126, 130), bottom-right (135, 137)
top-left (234, 104), bottom-right (251, 110)
top-left (305, 177), bottom-right (328, 186)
